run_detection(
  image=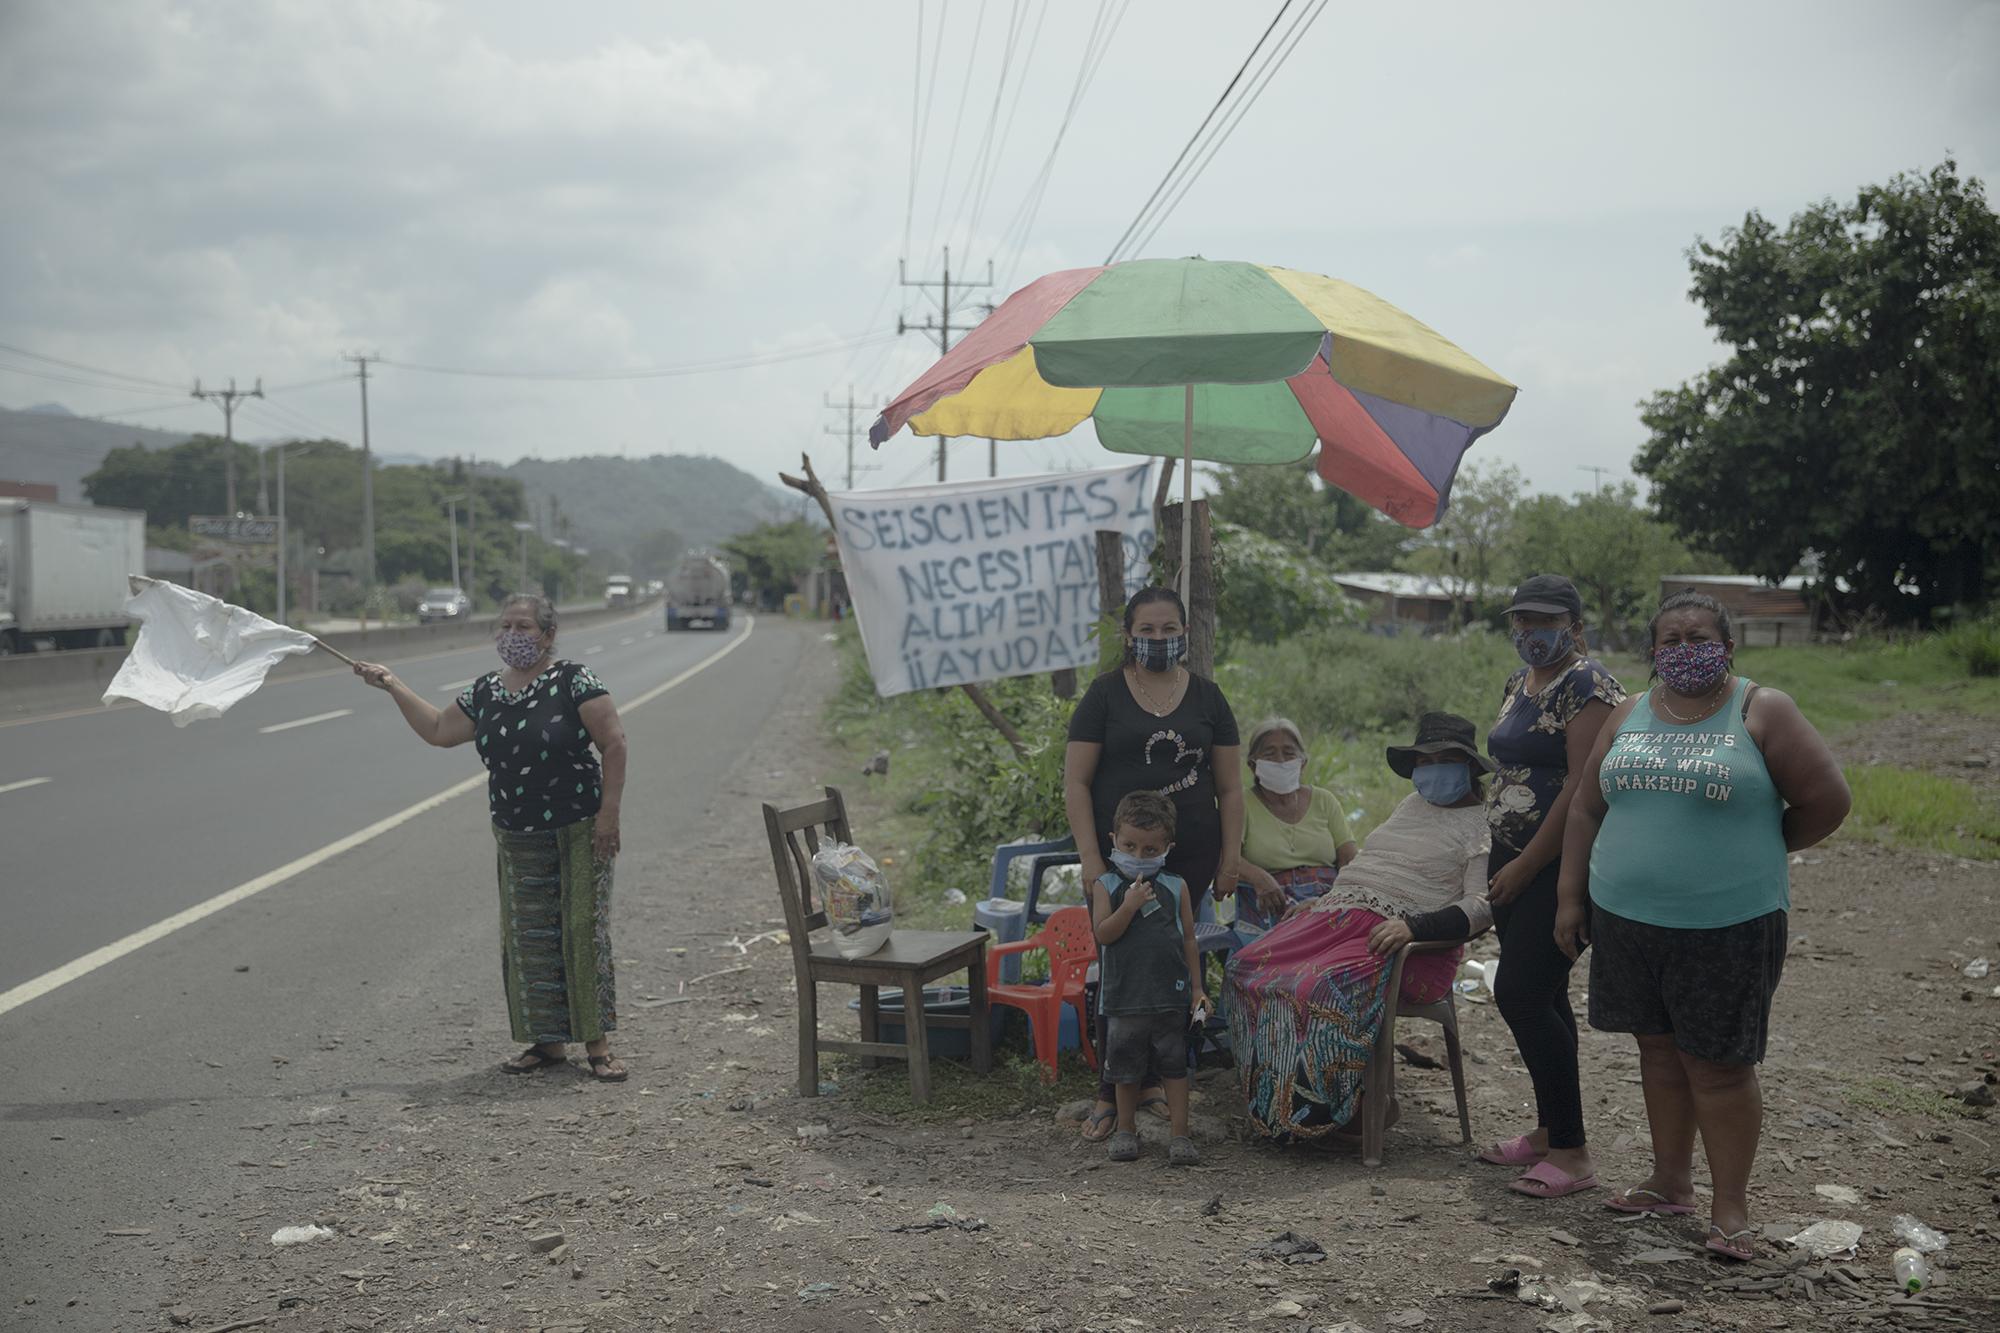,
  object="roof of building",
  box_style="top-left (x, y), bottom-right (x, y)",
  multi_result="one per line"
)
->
top-left (1332, 572), bottom-right (1457, 600)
